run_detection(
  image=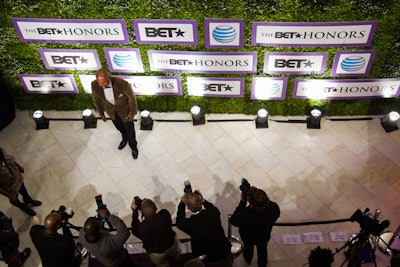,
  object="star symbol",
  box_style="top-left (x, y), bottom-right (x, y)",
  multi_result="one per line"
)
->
top-left (303, 60), bottom-right (314, 68)
top-left (57, 29), bottom-right (63, 34)
top-left (188, 61), bottom-right (194, 65)
top-left (224, 85), bottom-right (233, 91)
top-left (57, 81), bottom-right (66, 87)
top-left (79, 57), bottom-right (89, 64)
top-left (296, 33), bottom-right (301, 38)
top-left (175, 29), bottom-right (185, 37)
